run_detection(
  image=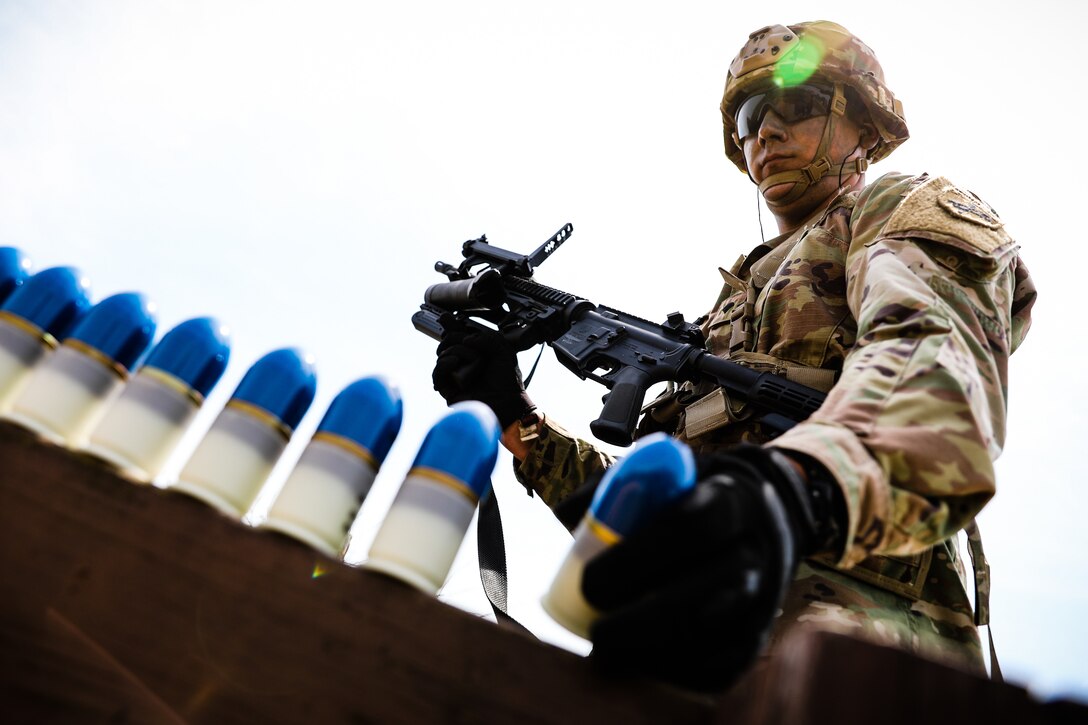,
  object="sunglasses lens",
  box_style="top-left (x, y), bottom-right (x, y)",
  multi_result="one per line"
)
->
top-left (779, 86), bottom-right (832, 123)
top-left (735, 85), bottom-right (833, 140)
top-left (735, 92), bottom-right (769, 141)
